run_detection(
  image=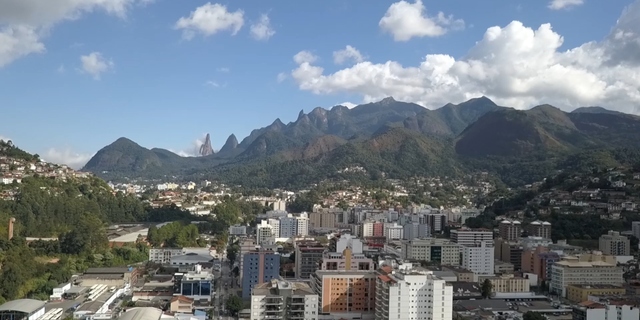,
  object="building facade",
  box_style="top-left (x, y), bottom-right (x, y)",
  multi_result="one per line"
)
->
top-left (599, 231), bottom-right (630, 256)
top-left (402, 238), bottom-right (462, 265)
top-left (462, 241), bottom-right (494, 275)
top-left (450, 228), bottom-right (493, 246)
top-left (250, 279), bottom-right (318, 320)
top-left (550, 254), bottom-right (624, 297)
top-left (242, 250), bottom-right (281, 298)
